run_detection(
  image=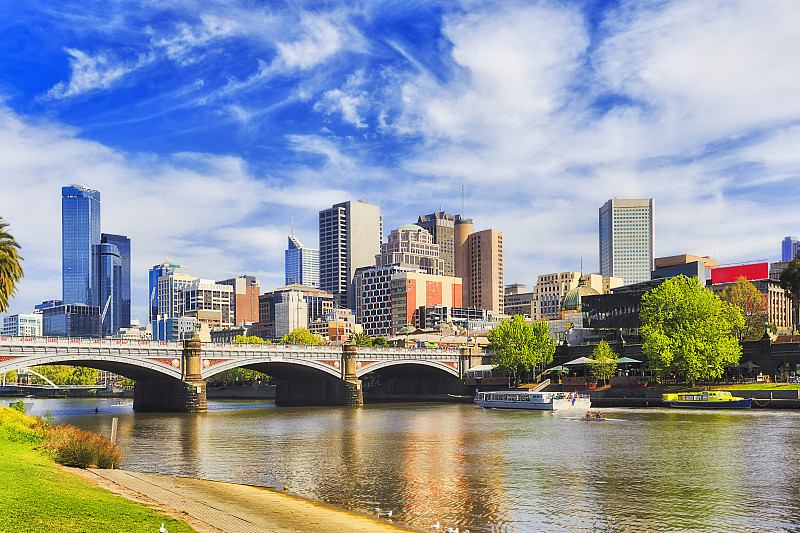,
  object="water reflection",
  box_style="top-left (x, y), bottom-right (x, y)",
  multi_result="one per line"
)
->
top-left (13, 398), bottom-right (800, 532)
